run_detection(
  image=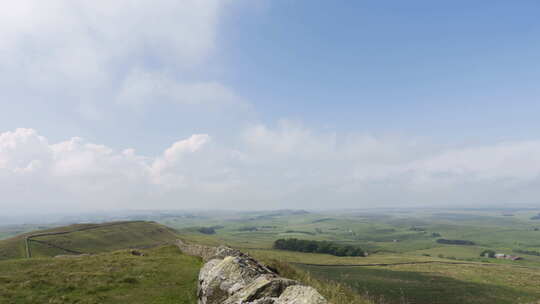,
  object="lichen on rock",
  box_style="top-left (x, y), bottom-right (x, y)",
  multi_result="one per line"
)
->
top-left (176, 240), bottom-right (328, 304)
